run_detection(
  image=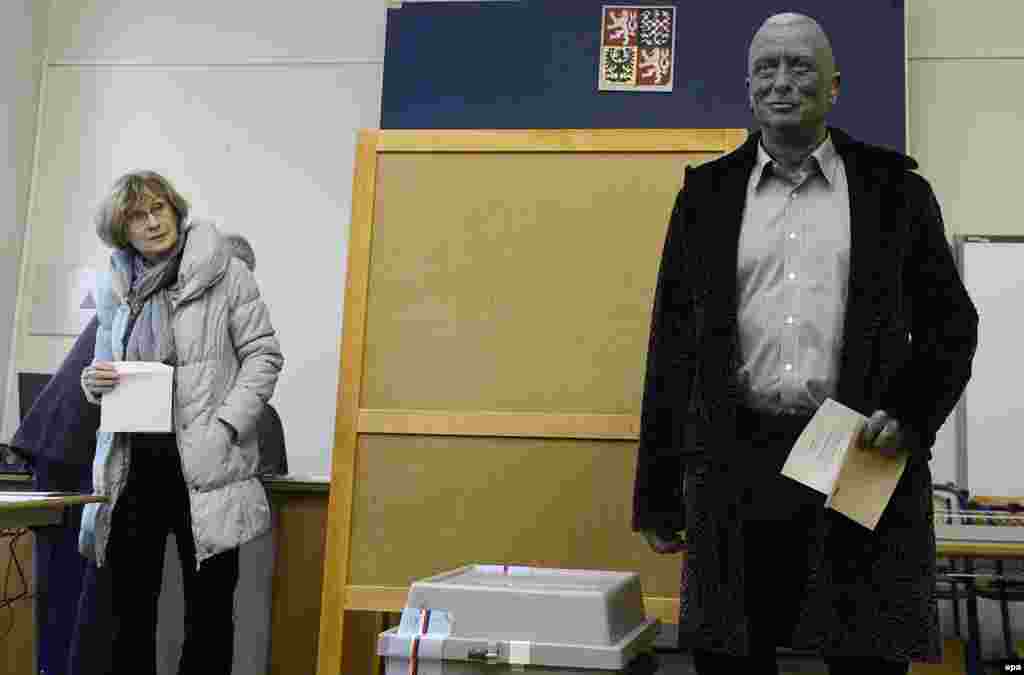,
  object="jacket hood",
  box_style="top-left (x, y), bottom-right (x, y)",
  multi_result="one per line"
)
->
top-left (175, 219), bottom-right (230, 304)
